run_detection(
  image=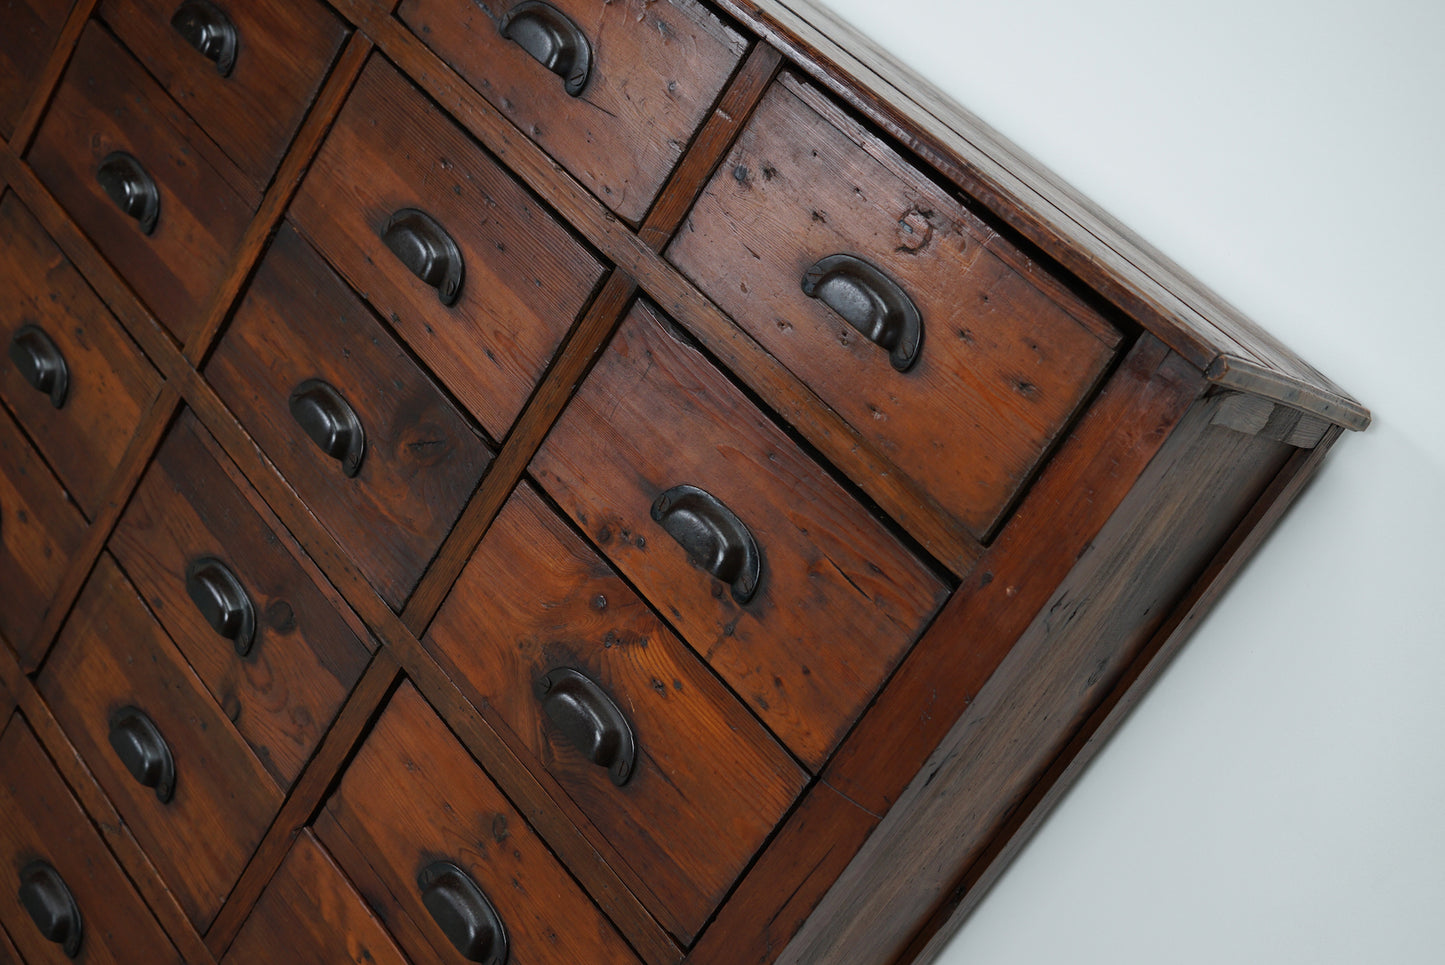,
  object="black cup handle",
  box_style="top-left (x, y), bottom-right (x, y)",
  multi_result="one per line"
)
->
top-left (801, 253), bottom-right (923, 372)
top-left (185, 556), bottom-right (256, 657)
top-left (651, 484), bottom-right (761, 604)
top-left (288, 379), bottom-right (366, 478)
top-left (18, 860), bottom-right (83, 958)
top-left (498, 0), bottom-right (592, 97)
top-left (108, 707), bottom-right (176, 804)
top-left (96, 151), bottom-right (160, 236)
top-left (8, 324), bottom-right (70, 408)
top-left (417, 861), bottom-right (509, 964)
top-left (170, 0), bottom-right (238, 77)
top-left (535, 667), bottom-right (637, 786)
top-left (381, 208), bottom-right (464, 307)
